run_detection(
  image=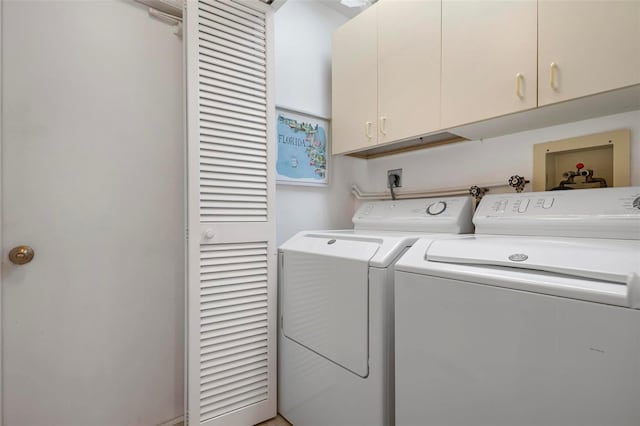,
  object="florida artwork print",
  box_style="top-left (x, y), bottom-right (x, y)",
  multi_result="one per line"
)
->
top-left (276, 109), bottom-right (329, 185)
